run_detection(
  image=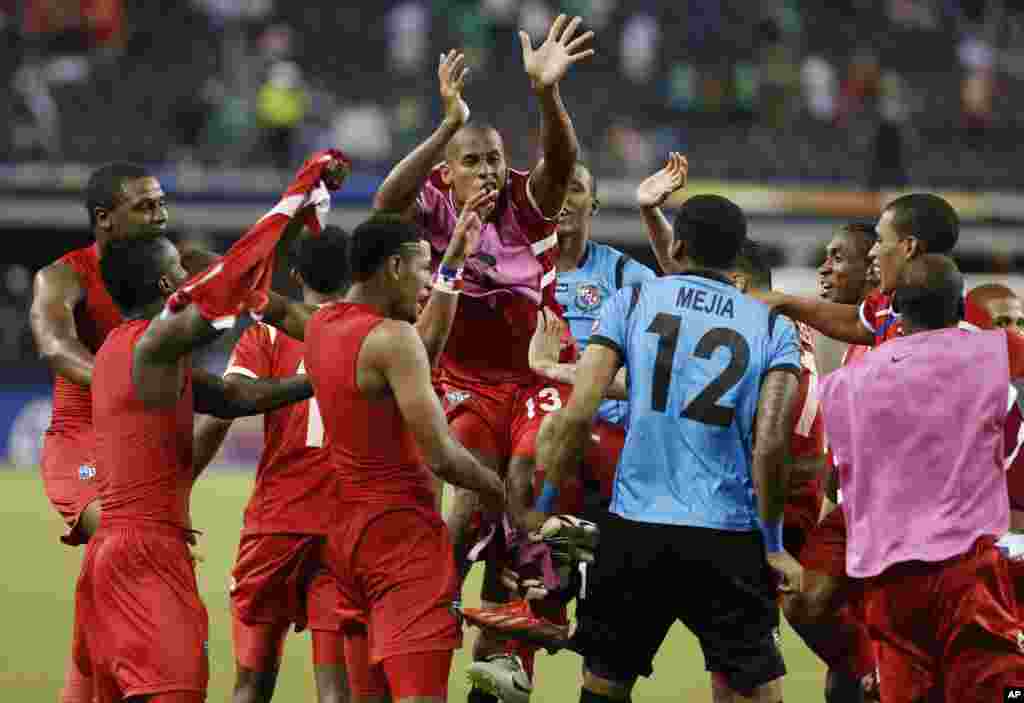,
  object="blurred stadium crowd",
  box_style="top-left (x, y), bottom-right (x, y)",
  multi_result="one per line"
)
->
top-left (2, 0), bottom-right (1024, 187)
